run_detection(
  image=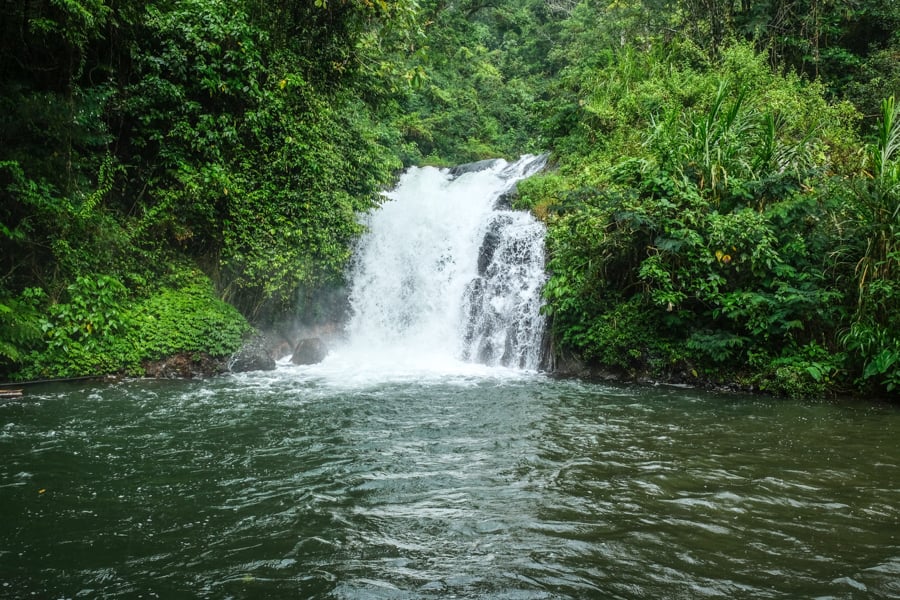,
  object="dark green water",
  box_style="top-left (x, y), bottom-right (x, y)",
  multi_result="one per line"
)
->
top-left (1, 369), bottom-right (899, 599)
